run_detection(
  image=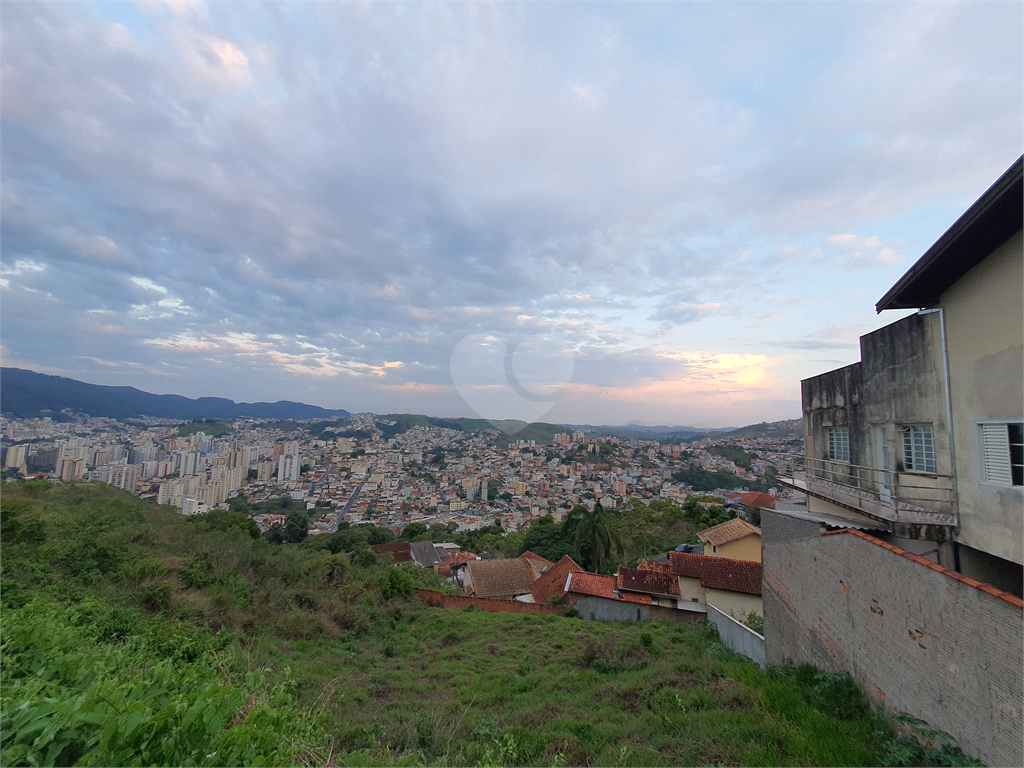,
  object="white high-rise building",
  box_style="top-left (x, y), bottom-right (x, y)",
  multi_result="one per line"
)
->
top-left (278, 449), bottom-right (301, 484)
